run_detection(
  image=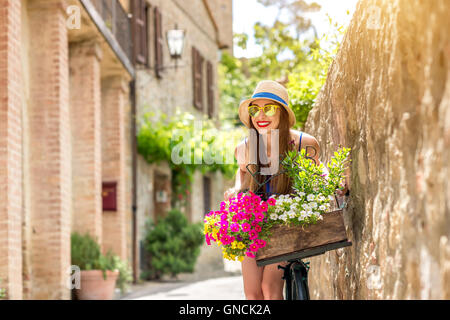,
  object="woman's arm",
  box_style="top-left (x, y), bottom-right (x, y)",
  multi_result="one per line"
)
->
top-left (224, 143), bottom-right (248, 201)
